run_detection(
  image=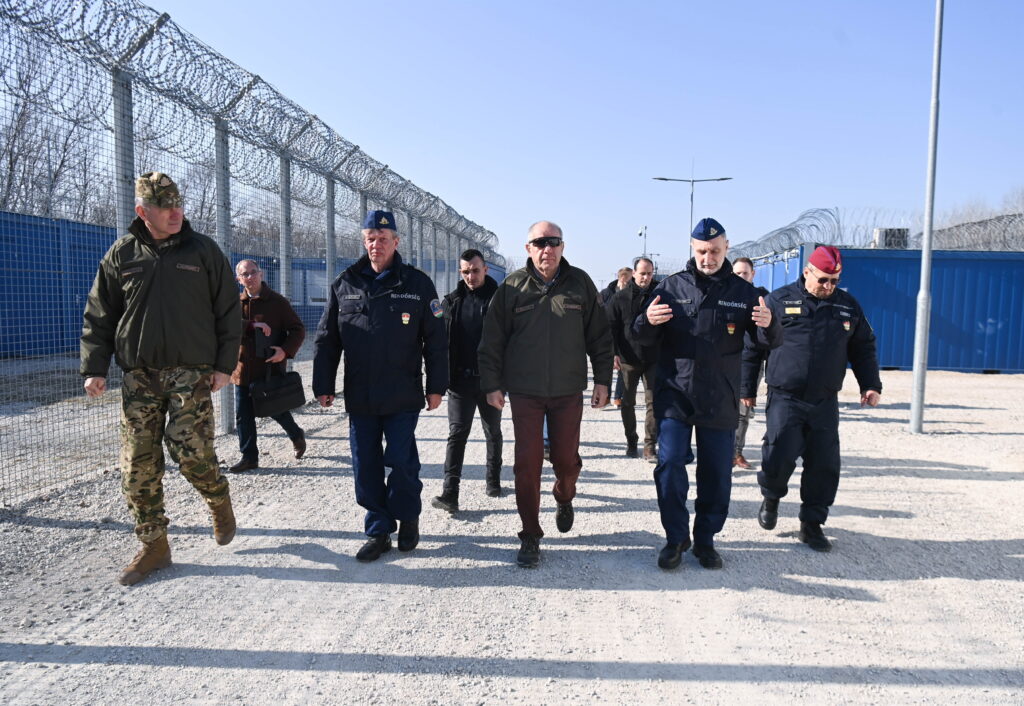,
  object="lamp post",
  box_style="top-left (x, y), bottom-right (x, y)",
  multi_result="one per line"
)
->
top-left (652, 176), bottom-right (732, 234)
